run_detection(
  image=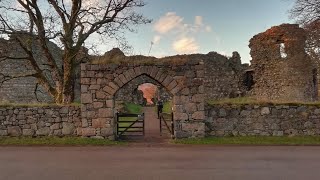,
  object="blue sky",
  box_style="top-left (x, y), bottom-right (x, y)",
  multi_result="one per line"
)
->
top-left (108, 0), bottom-right (295, 64)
